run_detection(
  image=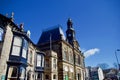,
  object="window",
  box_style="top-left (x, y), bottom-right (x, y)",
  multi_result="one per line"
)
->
top-left (53, 58), bottom-right (57, 69)
top-left (19, 67), bottom-right (25, 79)
top-left (11, 36), bottom-right (22, 56)
top-left (45, 75), bottom-right (49, 79)
top-left (45, 59), bottom-right (49, 68)
top-left (0, 27), bottom-right (3, 41)
top-left (37, 54), bottom-right (42, 67)
top-left (78, 56), bottom-right (80, 65)
top-left (69, 52), bottom-right (73, 63)
top-left (11, 36), bottom-right (28, 59)
top-left (42, 56), bottom-right (44, 67)
top-left (69, 72), bottom-right (73, 79)
top-left (29, 51), bottom-right (32, 64)
top-left (37, 73), bottom-right (42, 79)
top-left (63, 51), bottom-right (67, 61)
top-left (22, 39), bottom-right (28, 58)
top-left (53, 75), bottom-right (56, 79)
top-left (7, 66), bottom-right (18, 79)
